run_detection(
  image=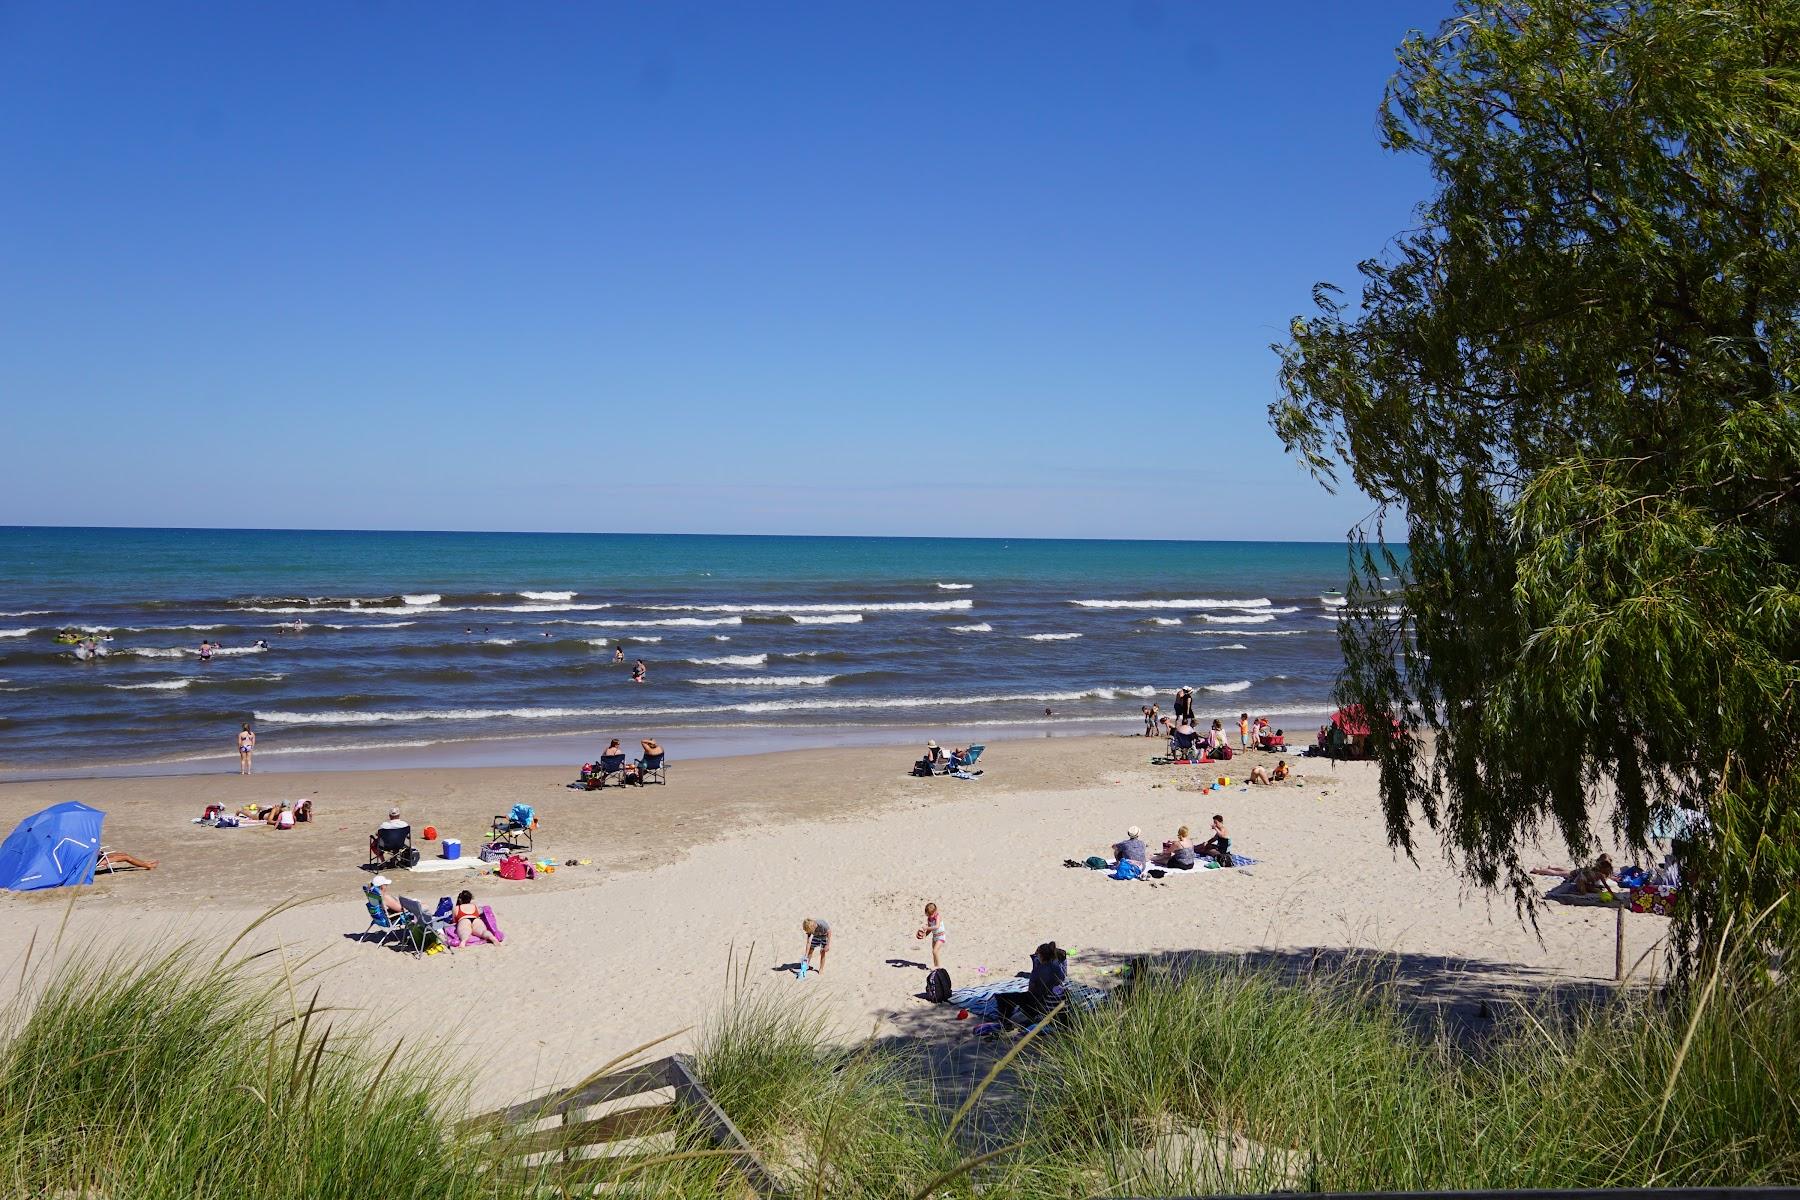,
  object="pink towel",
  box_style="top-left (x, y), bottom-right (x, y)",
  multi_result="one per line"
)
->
top-left (481, 905), bottom-right (504, 942)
